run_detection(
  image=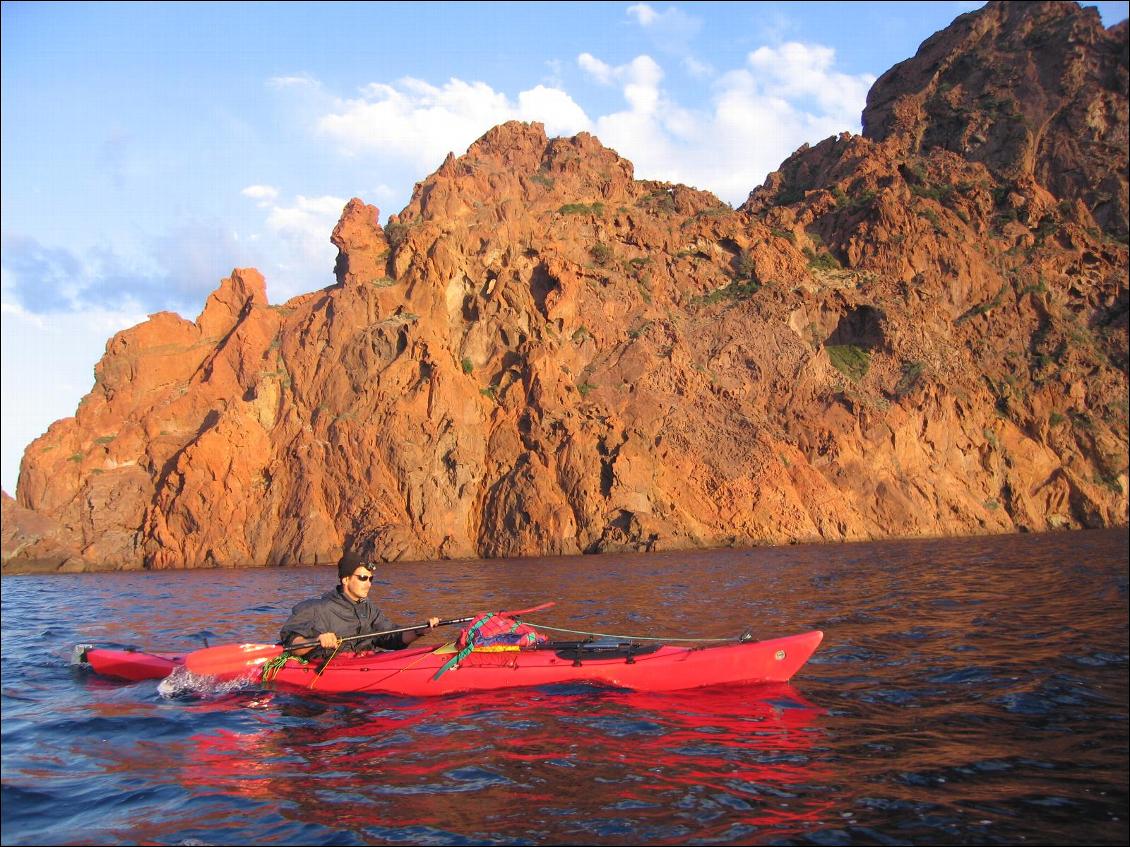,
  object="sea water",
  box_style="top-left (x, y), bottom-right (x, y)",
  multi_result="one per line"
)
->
top-left (1, 529), bottom-right (1126, 845)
